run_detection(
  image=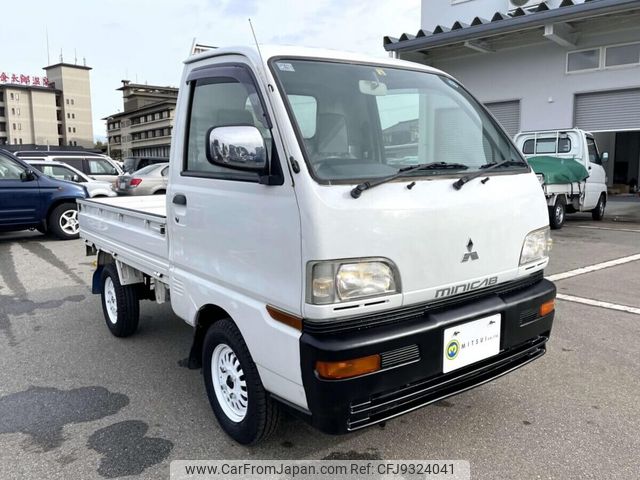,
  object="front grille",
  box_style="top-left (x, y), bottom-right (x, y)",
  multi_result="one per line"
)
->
top-left (304, 271), bottom-right (544, 335)
top-left (347, 336), bottom-right (548, 431)
top-left (380, 345), bottom-right (420, 369)
top-left (519, 309), bottom-right (538, 325)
